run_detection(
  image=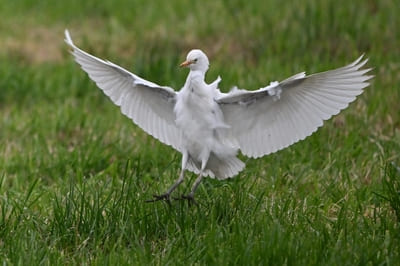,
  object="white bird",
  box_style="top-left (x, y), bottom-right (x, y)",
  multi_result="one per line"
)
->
top-left (64, 30), bottom-right (372, 203)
